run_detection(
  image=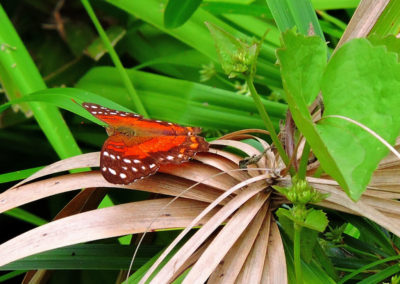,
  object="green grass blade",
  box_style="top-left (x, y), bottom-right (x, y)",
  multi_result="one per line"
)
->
top-left (370, 0), bottom-right (400, 36)
top-left (106, 0), bottom-right (282, 88)
top-left (267, 0), bottom-right (324, 39)
top-left (0, 166), bottom-right (44, 184)
top-left (0, 244), bottom-right (162, 270)
top-left (0, 5), bottom-right (82, 159)
top-left (164, 0), bottom-right (203, 28)
top-left (4, 208), bottom-right (47, 226)
top-left (81, 0), bottom-right (148, 117)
